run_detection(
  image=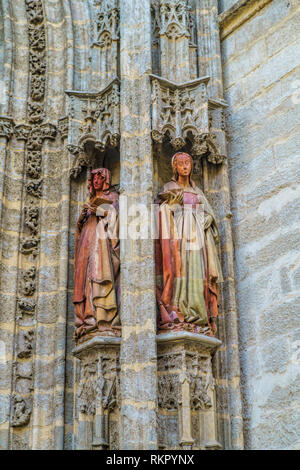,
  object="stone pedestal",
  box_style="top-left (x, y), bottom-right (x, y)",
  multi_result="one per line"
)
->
top-left (157, 332), bottom-right (222, 450)
top-left (72, 337), bottom-right (121, 450)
